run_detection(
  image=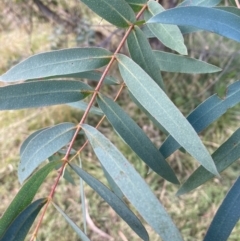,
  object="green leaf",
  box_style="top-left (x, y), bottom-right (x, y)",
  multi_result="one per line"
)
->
top-left (0, 48), bottom-right (112, 82)
top-left (203, 176), bottom-right (240, 241)
top-left (70, 163), bottom-right (149, 241)
top-left (52, 202), bottom-right (90, 241)
top-left (0, 80), bottom-right (92, 110)
top-left (19, 123), bottom-right (76, 184)
top-left (125, 0), bottom-right (147, 12)
top-left (145, 1), bottom-right (187, 55)
top-left (0, 198), bottom-right (47, 241)
top-left (178, 0), bottom-right (221, 7)
top-left (81, 0), bottom-right (136, 28)
top-left (215, 6), bottom-right (240, 16)
top-left (81, 124), bottom-right (183, 241)
top-left (0, 160), bottom-right (60, 238)
top-left (147, 6), bottom-right (240, 42)
top-left (177, 128), bottom-right (240, 196)
top-left (116, 54), bottom-right (218, 176)
top-left (97, 94), bottom-right (178, 184)
top-left (68, 101), bottom-right (103, 116)
top-left (154, 50), bottom-right (221, 73)
top-left (127, 25), bottom-right (165, 90)
top-left (160, 81), bottom-right (240, 159)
